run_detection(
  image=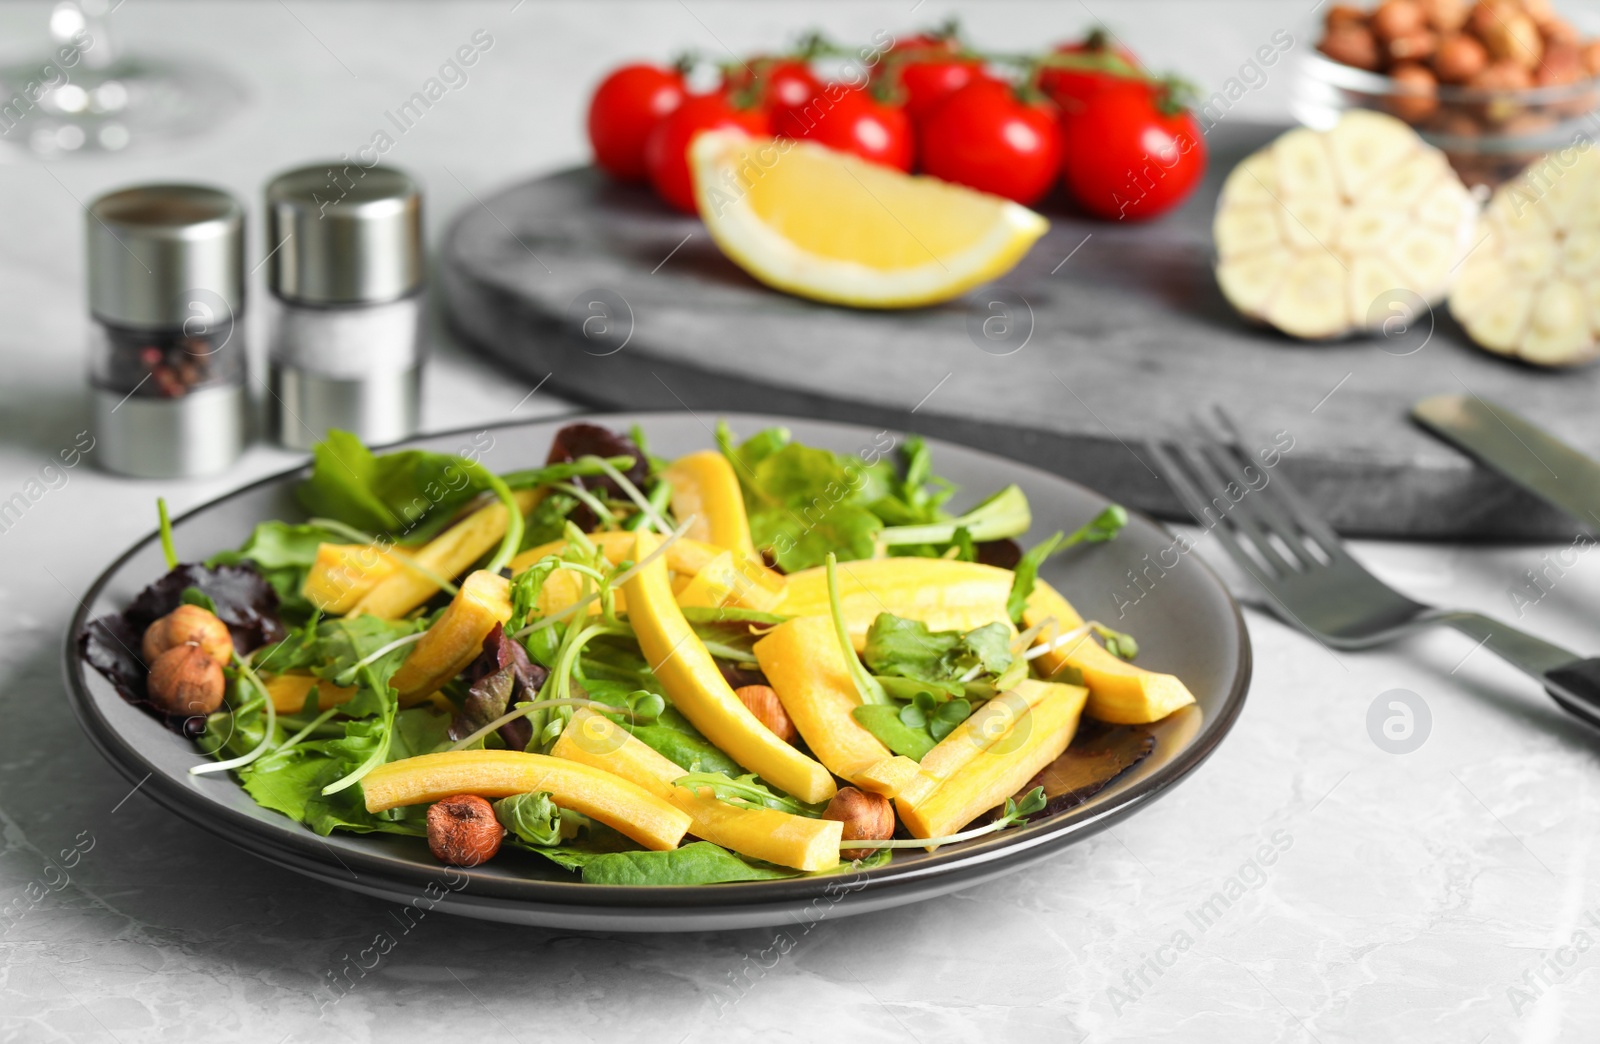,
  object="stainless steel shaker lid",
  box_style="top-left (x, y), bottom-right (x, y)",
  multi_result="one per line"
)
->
top-left (266, 164), bottom-right (423, 305)
top-left (87, 184), bottom-right (245, 329)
